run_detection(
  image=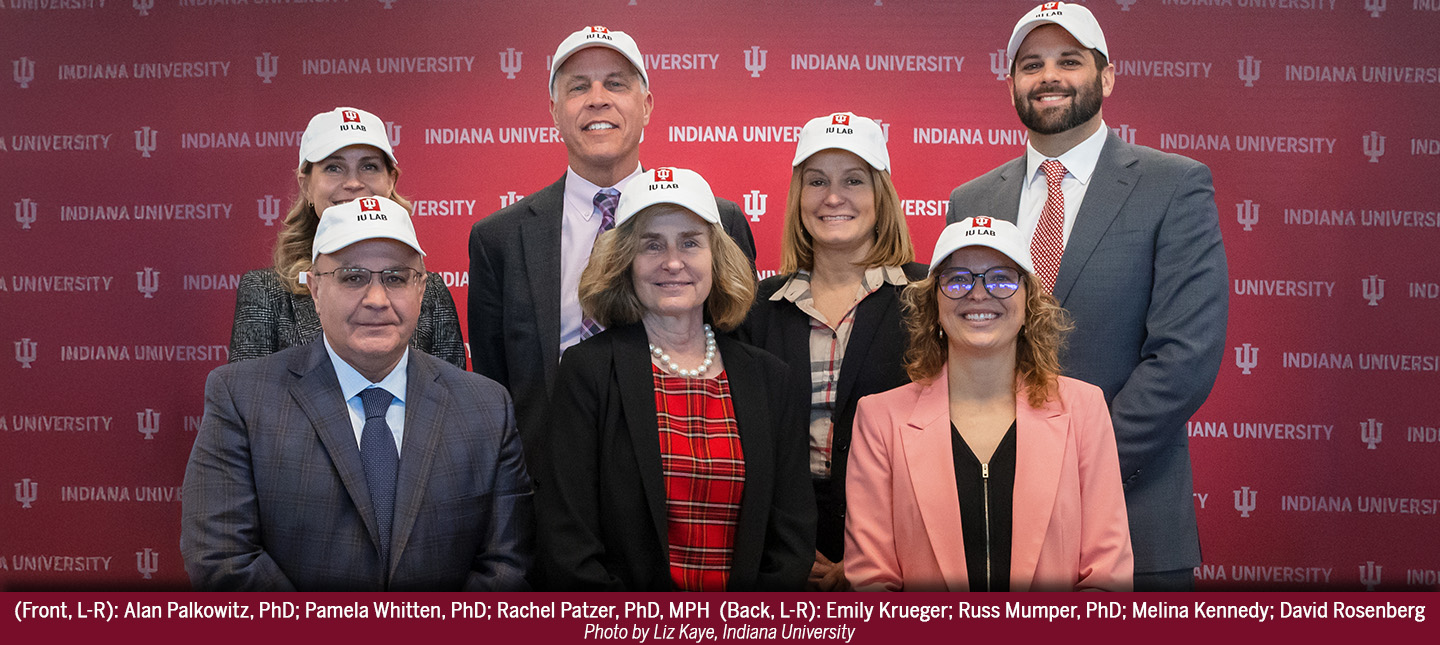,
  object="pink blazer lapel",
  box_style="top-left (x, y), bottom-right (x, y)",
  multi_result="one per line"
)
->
top-left (1010, 386), bottom-right (1068, 591)
top-left (898, 365), bottom-right (969, 591)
